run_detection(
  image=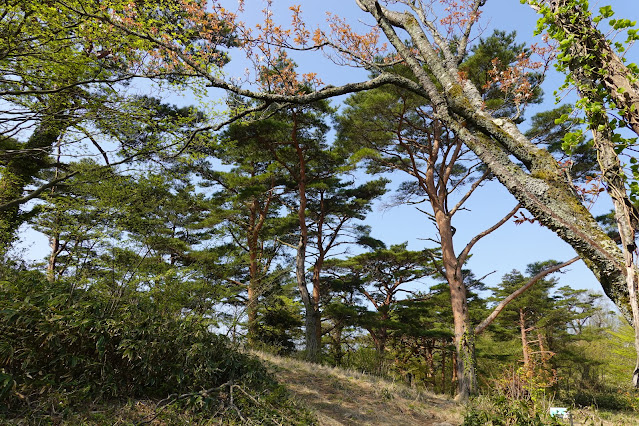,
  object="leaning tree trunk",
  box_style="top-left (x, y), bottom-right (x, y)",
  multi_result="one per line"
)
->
top-left (549, 0), bottom-right (639, 387)
top-left (591, 124), bottom-right (639, 386)
top-left (360, 0), bottom-right (632, 323)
